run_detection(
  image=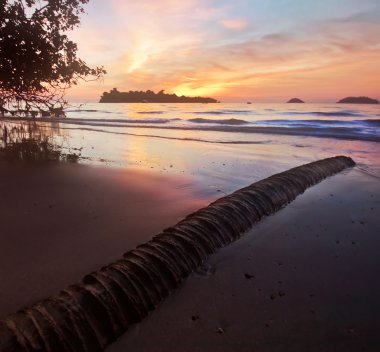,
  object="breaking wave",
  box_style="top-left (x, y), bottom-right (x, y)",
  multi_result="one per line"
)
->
top-left (189, 118), bottom-right (249, 125)
top-left (280, 111), bottom-right (365, 117)
top-left (193, 109), bottom-right (253, 115)
top-left (137, 111), bottom-right (165, 114)
top-left (2, 115), bottom-right (379, 142)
